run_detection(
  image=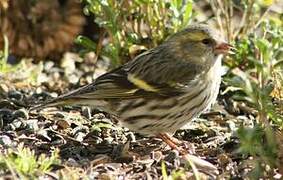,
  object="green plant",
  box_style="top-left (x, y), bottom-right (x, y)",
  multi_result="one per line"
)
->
top-left (207, 0), bottom-right (282, 177)
top-left (0, 144), bottom-right (60, 179)
top-left (237, 125), bottom-right (278, 179)
top-left (78, 0), bottom-right (193, 67)
top-left (223, 16), bottom-right (282, 179)
top-left (207, 0), bottom-right (276, 42)
top-left (0, 34), bottom-right (9, 72)
top-left (0, 34), bottom-right (43, 85)
top-left (161, 161), bottom-right (192, 180)
top-left (226, 21), bottom-right (283, 126)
